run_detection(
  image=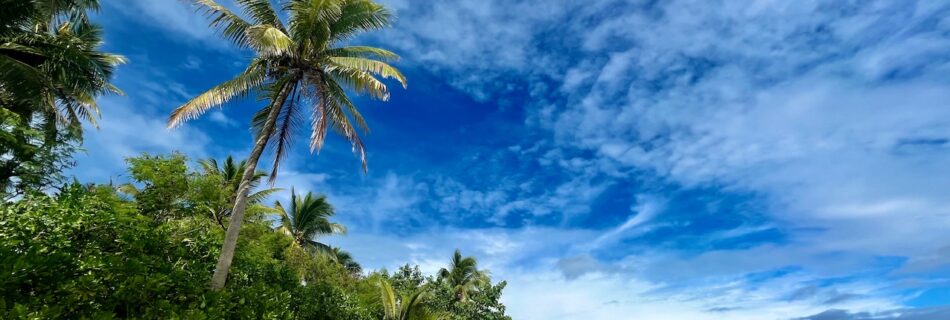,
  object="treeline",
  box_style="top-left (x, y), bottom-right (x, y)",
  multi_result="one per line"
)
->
top-left (0, 153), bottom-right (511, 319)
